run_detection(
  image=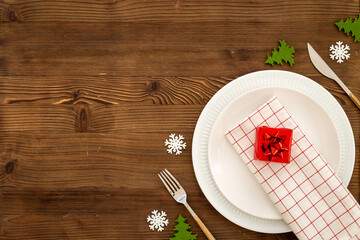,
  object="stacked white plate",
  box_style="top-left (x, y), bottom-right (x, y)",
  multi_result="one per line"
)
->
top-left (192, 70), bottom-right (355, 233)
